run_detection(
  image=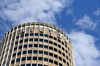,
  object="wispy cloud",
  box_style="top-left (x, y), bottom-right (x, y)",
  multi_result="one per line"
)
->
top-left (93, 8), bottom-right (100, 16)
top-left (66, 9), bottom-right (73, 15)
top-left (67, 31), bottom-right (100, 66)
top-left (76, 15), bottom-right (97, 30)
